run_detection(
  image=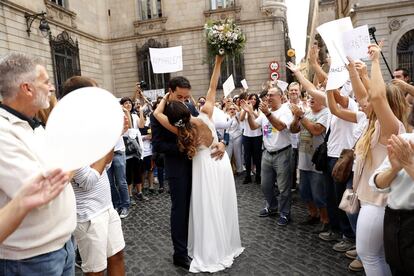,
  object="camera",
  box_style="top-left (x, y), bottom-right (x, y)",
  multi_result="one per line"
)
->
top-left (138, 80), bottom-right (147, 90)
